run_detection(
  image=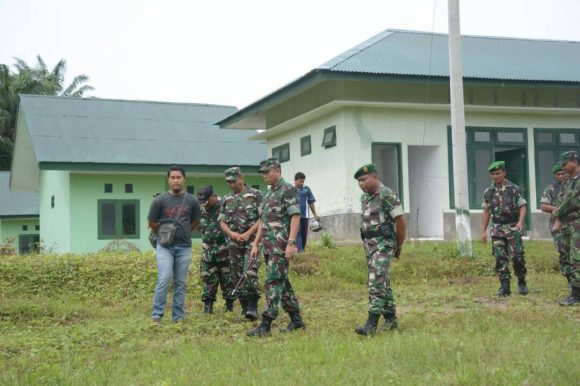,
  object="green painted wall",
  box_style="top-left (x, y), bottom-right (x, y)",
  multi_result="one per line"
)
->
top-left (67, 172), bottom-right (265, 254)
top-left (39, 170), bottom-right (71, 253)
top-left (0, 218), bottom-right (39, 253)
